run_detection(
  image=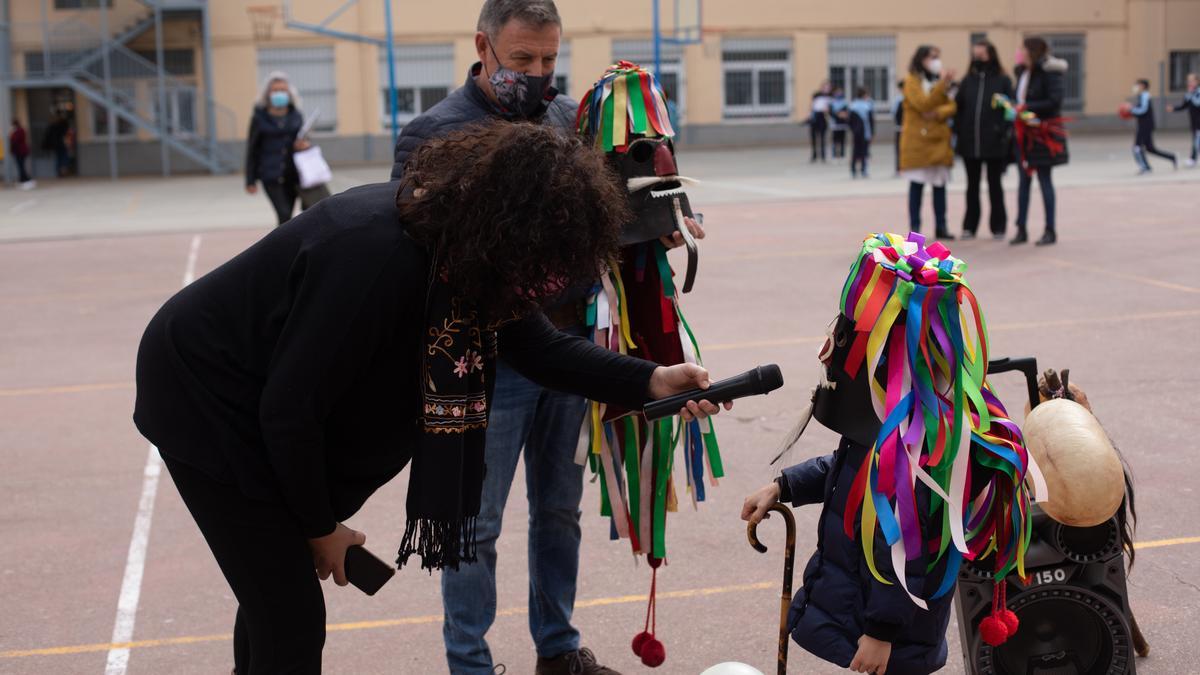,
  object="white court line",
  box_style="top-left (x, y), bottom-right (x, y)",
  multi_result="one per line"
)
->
top-left (104, 234), bottom-right (201, 675)
top-left (9, 199), bottom-right (38, 214)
